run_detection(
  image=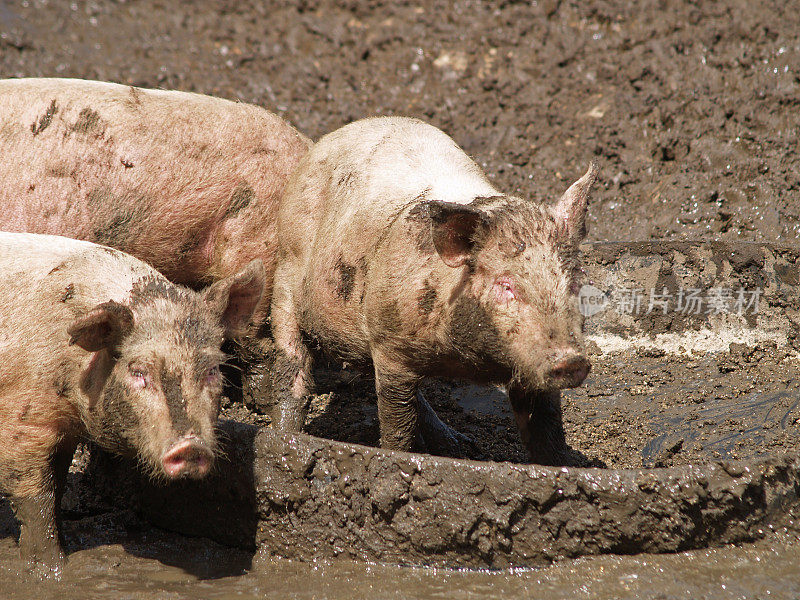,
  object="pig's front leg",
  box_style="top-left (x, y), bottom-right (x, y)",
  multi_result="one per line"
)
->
top-left (373, 354), bottom-right (421, 452)
top-left (8, 445), bottom-right (74, 578)
top-left (11, 493), bottom-right (63, 577)
top-left (508, 385), bottom-right (570, 466)
top-left (239, 335), bottom-right (280, 414)
top-left (268, 340), bottom-right (314, 432)
top-left (269, 271), bottom-right (314, 432)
